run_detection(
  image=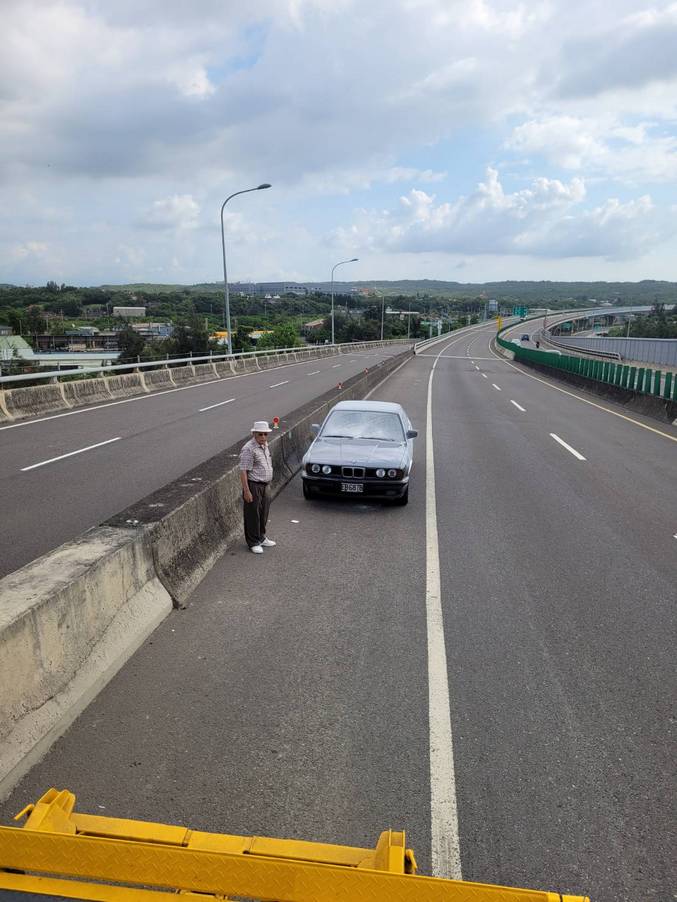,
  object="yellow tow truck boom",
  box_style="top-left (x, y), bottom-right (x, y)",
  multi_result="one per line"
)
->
top-left (0, 788), bottom-right (589, 902)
